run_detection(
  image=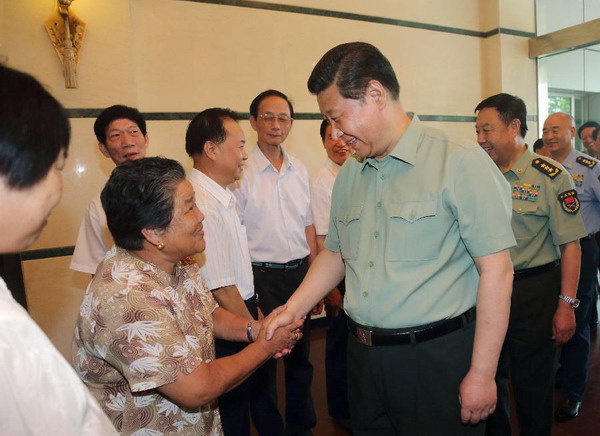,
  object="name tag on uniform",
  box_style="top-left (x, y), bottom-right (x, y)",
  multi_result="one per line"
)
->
top-left (512, 184), bottom-right (540, 202)
top-left (571, 173), bottom-right (584, 187)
